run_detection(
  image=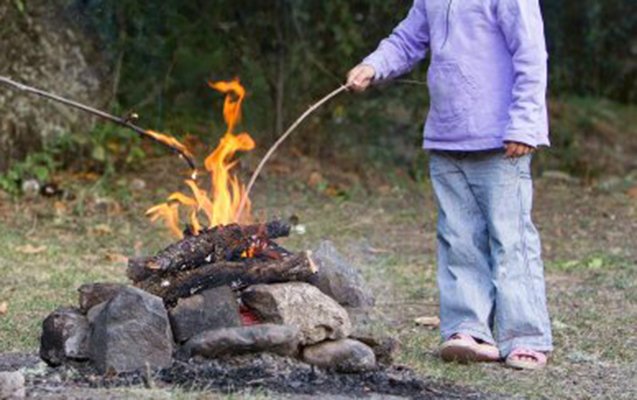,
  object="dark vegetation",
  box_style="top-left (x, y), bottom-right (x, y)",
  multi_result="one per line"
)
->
top-left (1, 0), bottom-right (635, 192)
